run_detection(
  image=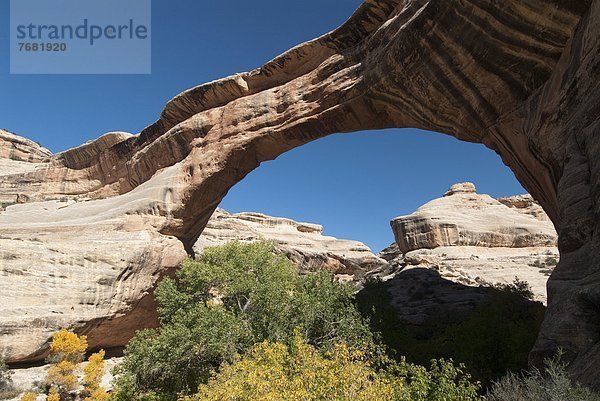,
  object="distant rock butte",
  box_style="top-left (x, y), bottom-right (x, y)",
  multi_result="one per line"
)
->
top-left (380, 183), bottom-right (557, 310)
top-left (391, 183), bottom-right (557, 254)
top-left (196, 209), bottom-right (387, 279)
